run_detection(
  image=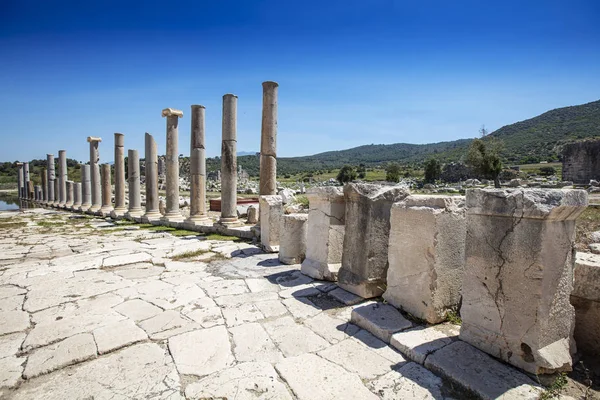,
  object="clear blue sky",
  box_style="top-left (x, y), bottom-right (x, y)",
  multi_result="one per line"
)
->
top-left (1, 0), bottom-right (599, 163)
